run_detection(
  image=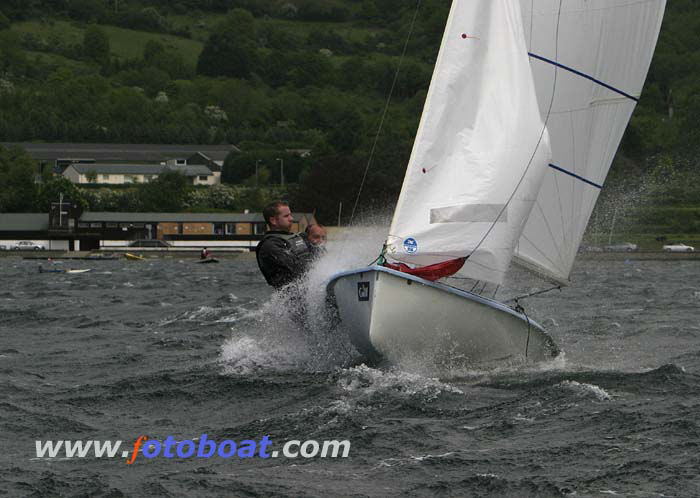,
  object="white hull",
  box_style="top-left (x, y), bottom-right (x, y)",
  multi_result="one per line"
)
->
top-left (326, 266), bottom-right (558, 365)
